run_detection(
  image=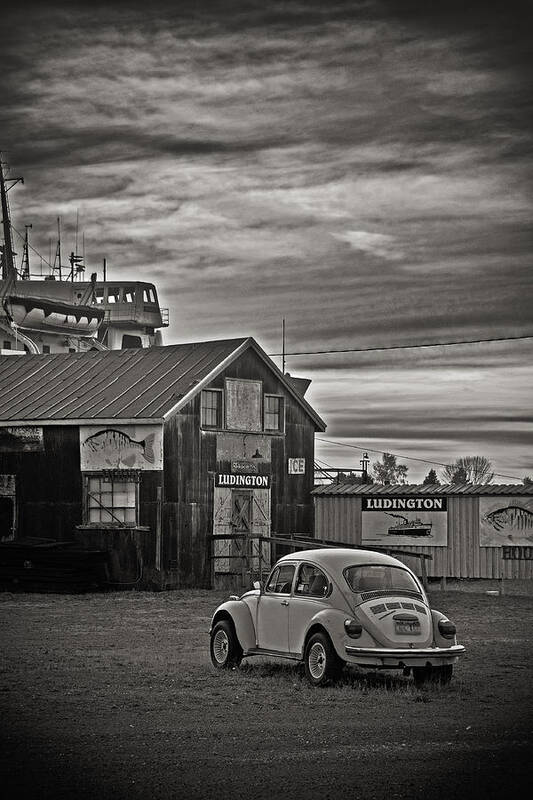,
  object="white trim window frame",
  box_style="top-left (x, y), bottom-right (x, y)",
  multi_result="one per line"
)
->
top-left (264, 393), bottom-right (285, 434)
top-left (85, 474), bottom-right (139, 526)
top-left (200, 388), bottom-right (224, 430)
